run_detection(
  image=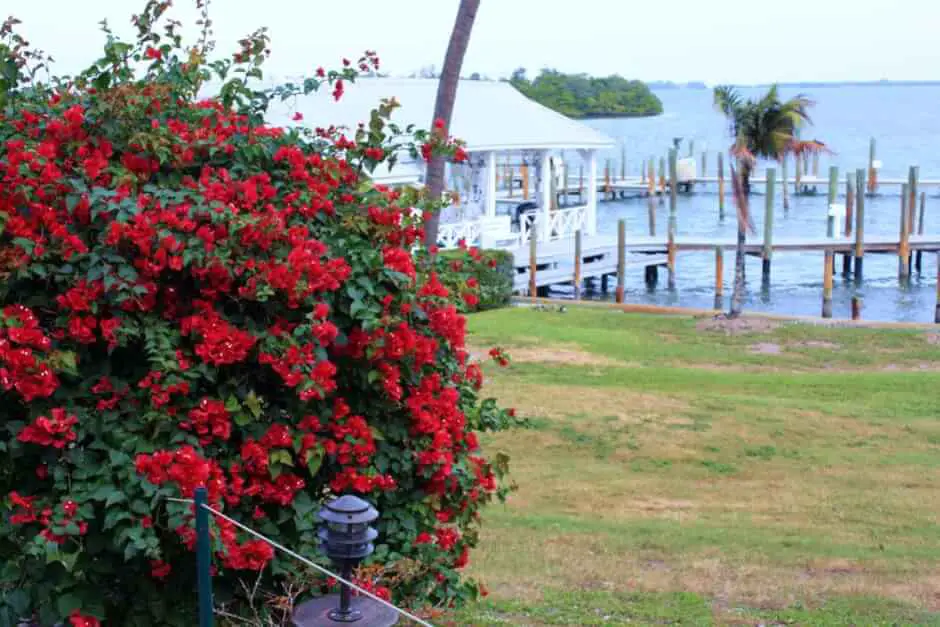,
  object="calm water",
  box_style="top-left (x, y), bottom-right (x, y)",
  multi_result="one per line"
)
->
top-left (570, 85), bottom-right (940, 322)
